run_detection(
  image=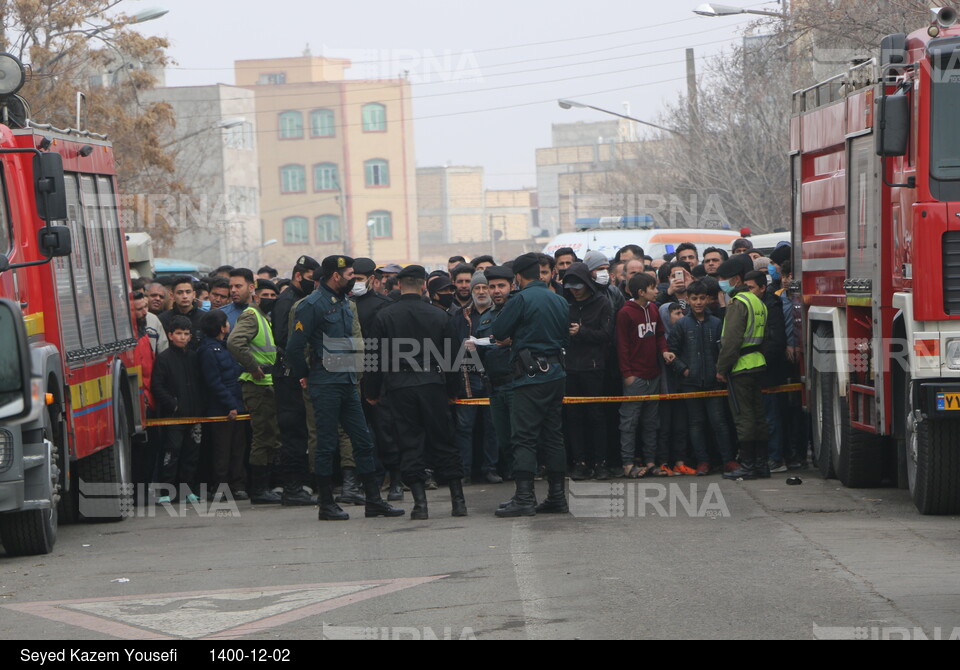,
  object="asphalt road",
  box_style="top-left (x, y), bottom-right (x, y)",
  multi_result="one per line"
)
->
top-left (1, 471), bottom-right (959, 640)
